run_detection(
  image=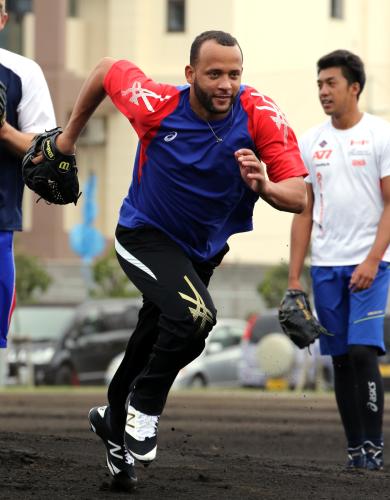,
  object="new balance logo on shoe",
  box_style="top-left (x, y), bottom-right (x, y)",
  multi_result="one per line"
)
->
top-left (126, 412), bottom-right (135, 429)
top-left (108, 440), bottom-right (123, 460)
